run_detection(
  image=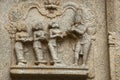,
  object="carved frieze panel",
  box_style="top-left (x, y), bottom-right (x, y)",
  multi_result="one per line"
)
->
top-left (5, 0), bottom-right (96, 79)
